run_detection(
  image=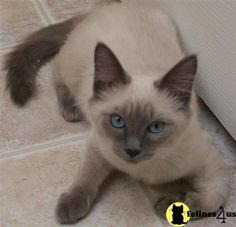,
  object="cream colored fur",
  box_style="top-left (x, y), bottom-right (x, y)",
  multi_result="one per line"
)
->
top-left (54, 2), bottom-right (229, 222)
top-left (54, 3), bottom-right (184, 107)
